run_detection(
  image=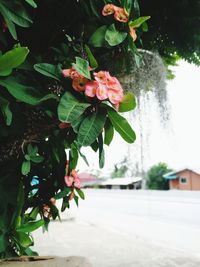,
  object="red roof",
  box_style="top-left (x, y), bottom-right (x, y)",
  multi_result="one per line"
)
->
top-left (79, 172), bottom-right (97, 182)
